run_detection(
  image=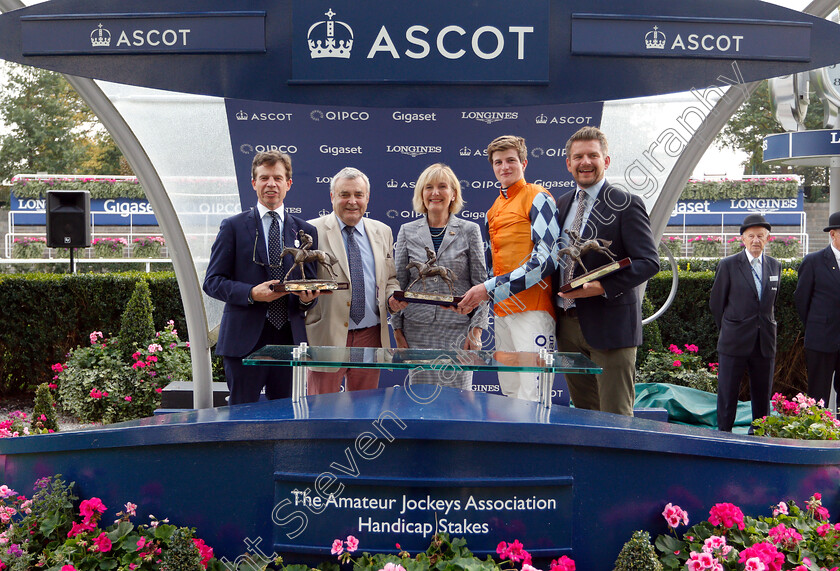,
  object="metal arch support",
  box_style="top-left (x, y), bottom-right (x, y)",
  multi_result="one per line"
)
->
top-left (642, 247), bottom-right (679, 325)
top-left (0, 0), bottom-right (214, 410)
top-left (648, 0), bottom-right (840, 240)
